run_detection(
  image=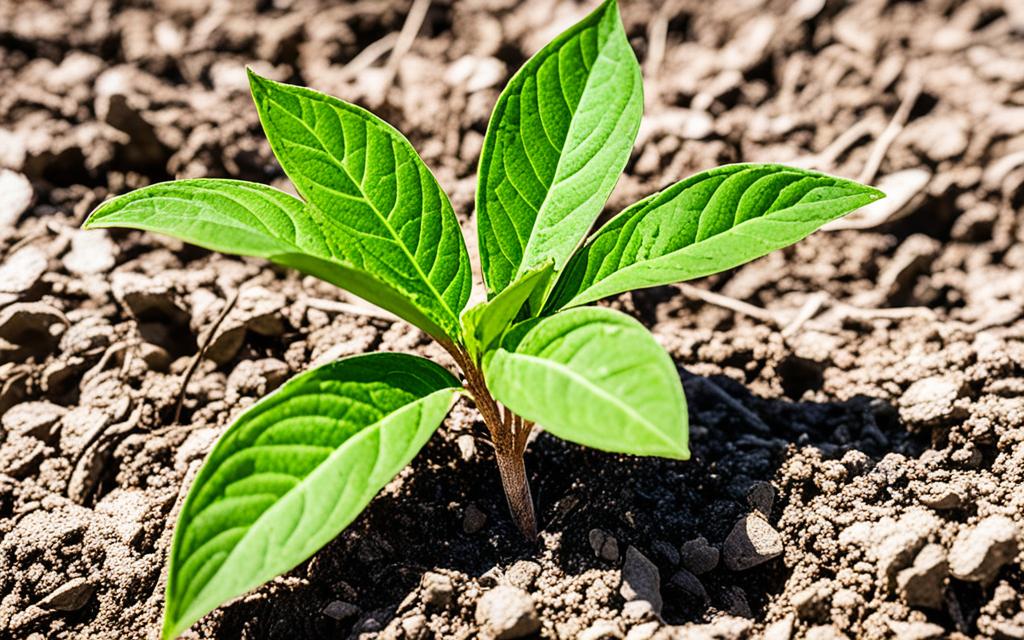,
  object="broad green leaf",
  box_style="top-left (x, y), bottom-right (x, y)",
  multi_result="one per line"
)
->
top-left (485, 307), bottom-right (688, 459)
top-left (162, 353), bottom-right (461, 640)
top-left (476, 0), bottom-right (643, 297)
top-left (248, 70), bottom-right (472, 340)
top-left (547, 164), bottom-right (884, 309)
top-left (462, 261), bottom-right (554, 361)
top-left (83, 180), bottom-right (456, 342)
